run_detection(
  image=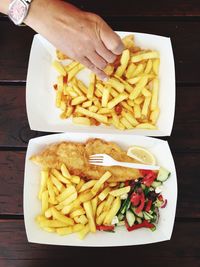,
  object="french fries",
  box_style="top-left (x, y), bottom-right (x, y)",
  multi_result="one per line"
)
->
top-left (109, 186), bottom-right (130, 197)
top-left (102, 86), bottom-right (110, 107)
top-left (72, 117), bottom-right (91, 126)
top-left (91, 171), bottom-right (112, 195)
top-left (98, 187), bottom-right (111, 201)
top-left (103, 197), bottom-right (121, 225)
top-left (52, 34), bottom-right (160, 130)
top-left (41, 190), bottom-right (49, 214)
top-left (83, 201), bottom-right (96, 232)
top-left (38, 170), bottom-right (48, 199)
top-left (79, 180), bottom-right (96, 193)
top-left (56, 185), bottom-right (76, 202)
top-left (36, 164), bottom-right (130, 239)
top-left (51, 207), bottom-right (74, 225)
top-left (115, 49), bottom-right (130, 77)
top-left (76, 106), bottom-right (108, 124)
